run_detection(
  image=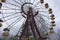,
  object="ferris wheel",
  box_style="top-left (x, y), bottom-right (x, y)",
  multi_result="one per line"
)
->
top-left (0, 0), bottom-right (56, 40)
